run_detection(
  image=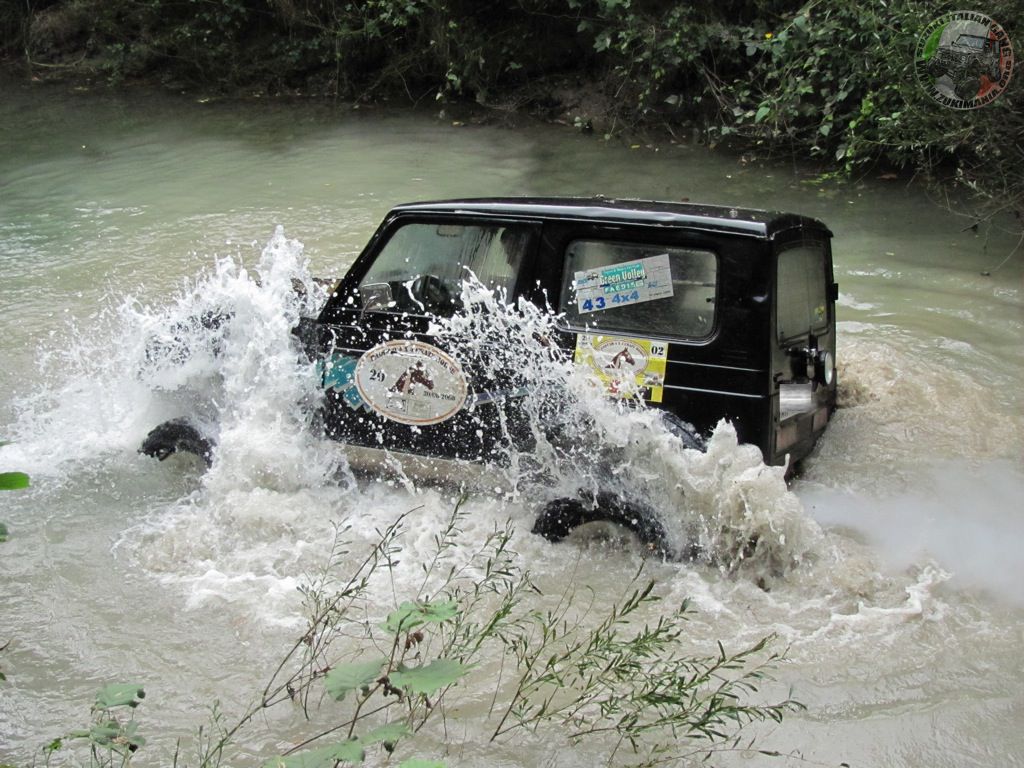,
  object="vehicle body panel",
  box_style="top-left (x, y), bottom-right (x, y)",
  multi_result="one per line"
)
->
top-left (302, 198), bottom-right (837, 472)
